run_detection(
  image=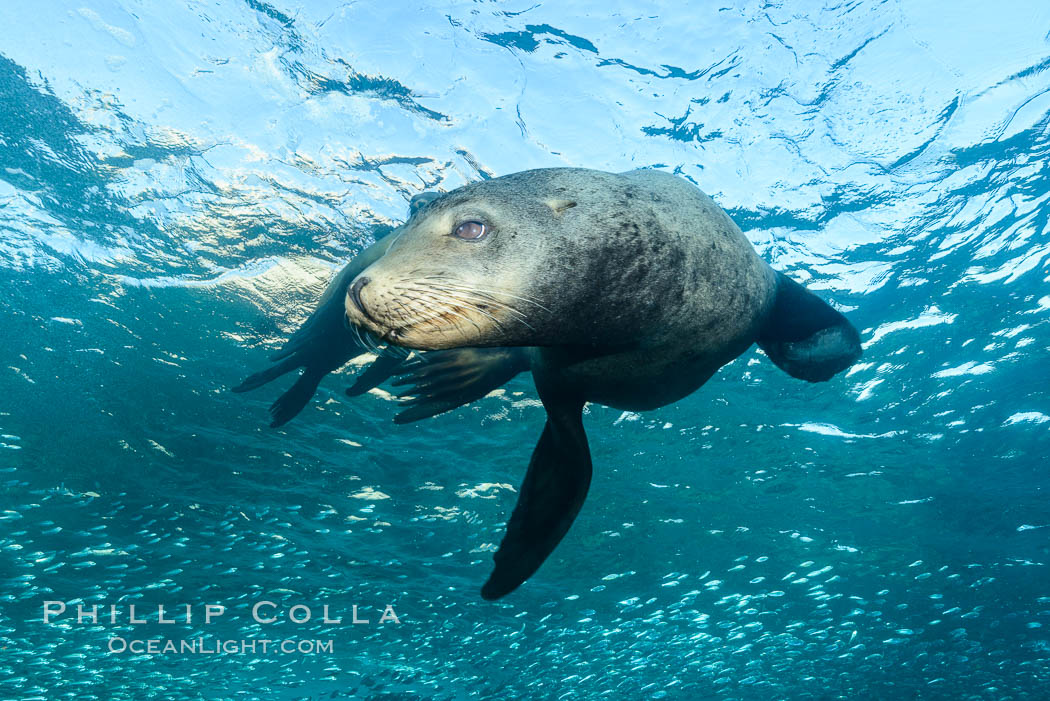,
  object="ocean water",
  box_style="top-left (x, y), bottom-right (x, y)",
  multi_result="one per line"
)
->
top-left (1, 1), bottom-right (1049, 698)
